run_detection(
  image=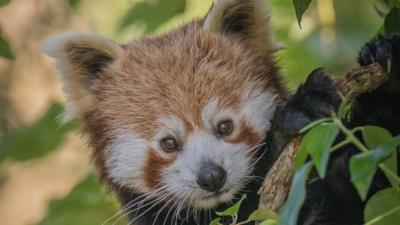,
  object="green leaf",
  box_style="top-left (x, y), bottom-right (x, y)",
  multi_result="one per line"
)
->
top-left (350, 137), bottom-right (400, 200)
top-left (37, 175), bottom-right (124, 225)
top-left (260, 219), bottom-right (278, 225)
top-left (364, 188), bottom-right (400, 225)
top-left (119, 0), bottom-right (186, 34)
top-left (0, 0), bottom-right (11, 7)
top-left (384, 6), bottom-right (400, 34)
top-left (0, 103), bottom-right (75, 162)
top-left (292, 0), bottom-right (312, 28)
top-left (362, 126), bottom-right (393, 149)
top-left (298, 122), bottom-right (339, 177)
top-left (0, 30), bottom-right (14, 59)
top-left (362, 126), bottom-right (398, 186)
top-left (278, 162), bottom-right (312, 225)
top-left (216, 194), bottom-right (246, 217)
top-left (209, 218), bottom-right (222, 225)
top-left (294, 138), bottom-right (308, 171)
top-left (248, 209), bottom-right (279, 222)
